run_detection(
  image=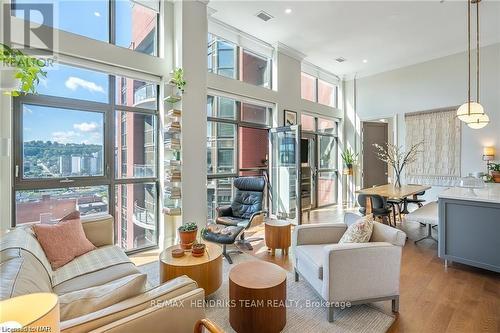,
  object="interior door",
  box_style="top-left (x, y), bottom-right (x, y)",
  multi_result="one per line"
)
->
top-left (269, 125), bottom-right (302, 225)
top-left (362, 122), bottom-right (388, 187)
